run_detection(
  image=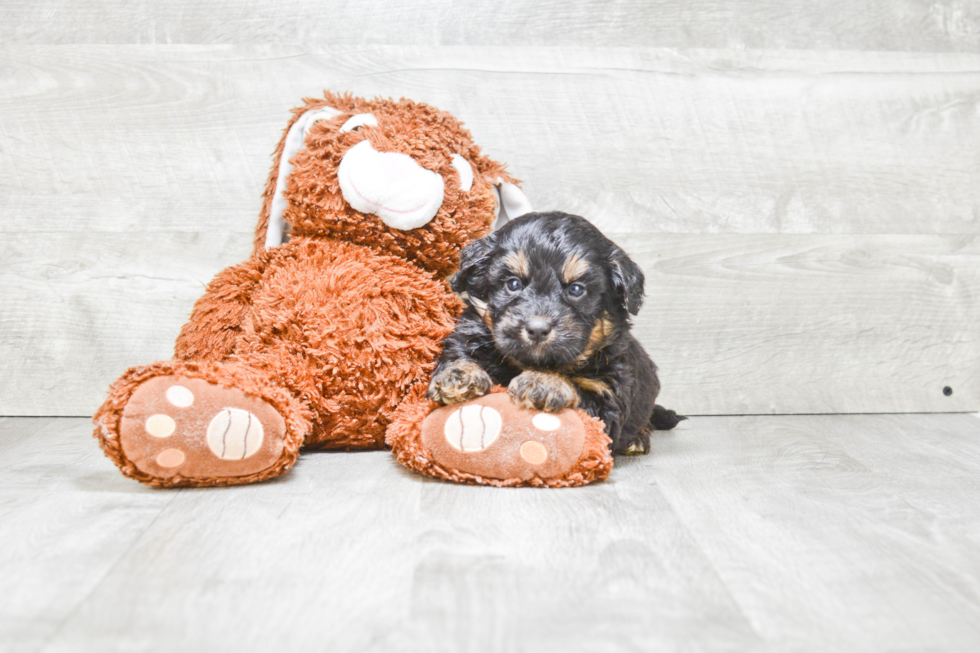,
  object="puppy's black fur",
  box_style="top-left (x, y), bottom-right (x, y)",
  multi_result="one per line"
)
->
top-left (428, 211), bottom-right (684, 455)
